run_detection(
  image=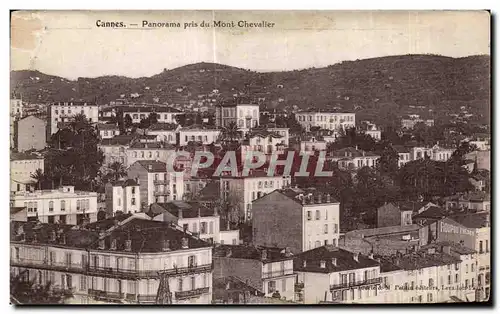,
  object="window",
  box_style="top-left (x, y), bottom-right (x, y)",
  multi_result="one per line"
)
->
top-left (325, 209), bottom-right (328, 220)
top-left (465, 279), bottom-right (469, 288)
top-left (479, 241), bottom-right (483, 253)
top-left (466, 264), bottom-right (468, 273)
top-left (196, 222), bottom-right (205, 234)
top-left (49, 201), bottom-right (54, 212)
top-left (268, 281), bottom-right (276, 294)
top-left (324, 224), bottom-right (328, 234)
top-left (472, 278), bottom-right (475, 287)
top-left (60, 200), bottom-right (66, 211)
top-left (183, 224), bottom-right (188, 232)
top-left (192, 222), bottom-right (198, 233)
top-left (486, 240), bottom-right (489, 252)
top-left (79, 276), bottom-right (87, 291)
top-left (209, 222), bottom-right (214, 234)
top-left (131, 198), bottom-right (136, 205)
top-left (333, 223), bottom-right (338, 233)
top-left (455, 274), bottom-right (459, 283)
top-left (427, 293), bottom-right (433, 302)
top-left (178, 278), bottom-right (183, 291)
top-left (315, 240), bottom-right (321, 248)
top-left (429, 278), bottom-right (434, 287)
top-left (350, 289), bottom-right (355, 300)
top-left (76, 200), bottom-right (81, 211)
top-left (315, 210), bottom-right (320, 220)
top-left (471, 263), bottom-right (475, 272)
top-left (448, 275), bottom-right (451, 285)
top-left (307, 211), bottom-right (312, 221)
top-left (15, 247), bottom-right (19, 260)
top-left (324, 240), bottom-right (328, 245)
top-left (65, 252), bottom-right (72, 266)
